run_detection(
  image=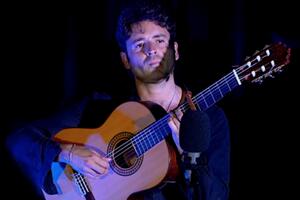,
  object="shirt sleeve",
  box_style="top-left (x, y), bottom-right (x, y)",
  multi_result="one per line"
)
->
top-left (5, 98), bottom-right (88, 195)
